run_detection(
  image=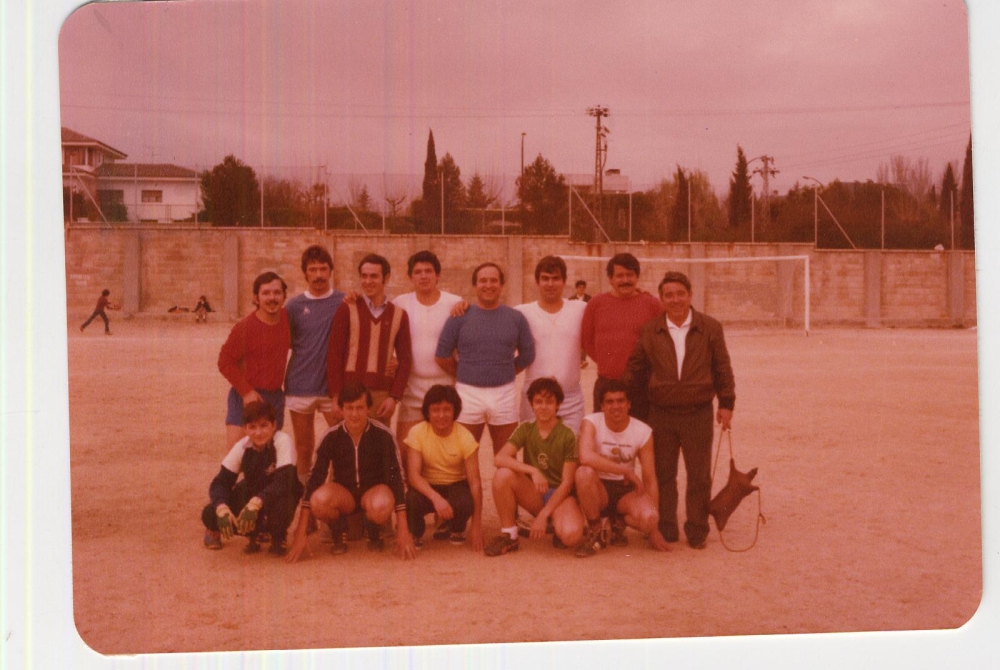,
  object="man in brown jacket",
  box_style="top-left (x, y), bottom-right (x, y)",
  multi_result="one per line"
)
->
top-left (624, 271), bottom-right (735, 549)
